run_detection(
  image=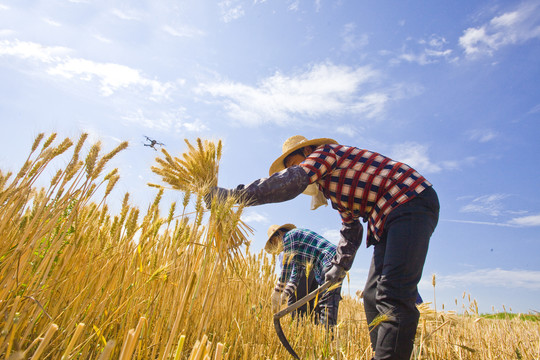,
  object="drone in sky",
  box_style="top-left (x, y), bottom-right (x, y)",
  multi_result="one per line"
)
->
top-left (143, 136), bottom-right (165, 151)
